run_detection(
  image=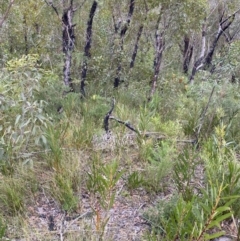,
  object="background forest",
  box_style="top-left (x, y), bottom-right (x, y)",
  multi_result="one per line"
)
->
top-left (1, 0), bottom-right (240, 240)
